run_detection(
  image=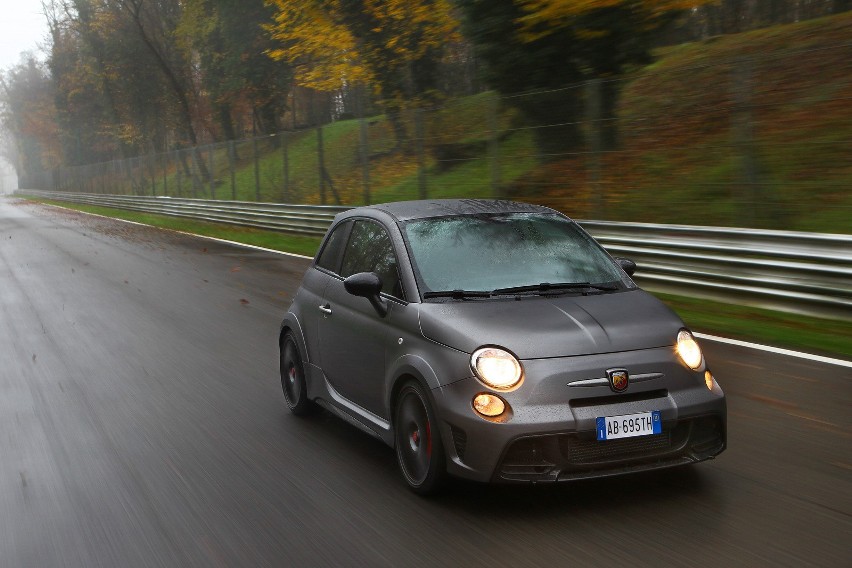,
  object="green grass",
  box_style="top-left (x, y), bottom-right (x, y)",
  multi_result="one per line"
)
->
top-left (23, 196), bottom-right (852, 360)
top-left (655, 292), bottom-right (852, 359)
top-left (26, 198), bottom-right (322, 257)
